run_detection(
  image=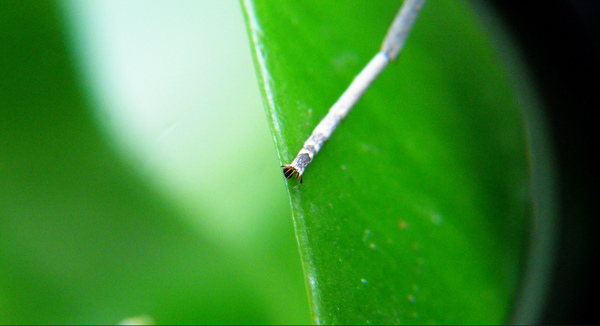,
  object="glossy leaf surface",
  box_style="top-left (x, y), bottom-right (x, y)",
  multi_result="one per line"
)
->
top-left (242, 0), bottom-right (533, 323)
